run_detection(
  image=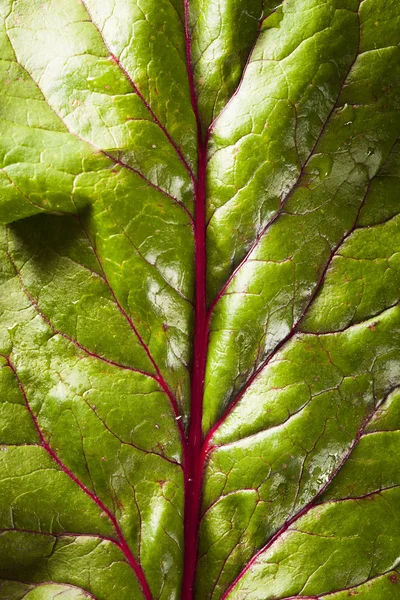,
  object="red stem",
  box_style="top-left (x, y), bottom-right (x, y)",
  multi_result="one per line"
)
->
top-left (182, 139), bottom-right (208, 598)
top-left (181, 1), bottom-right (209, 596)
